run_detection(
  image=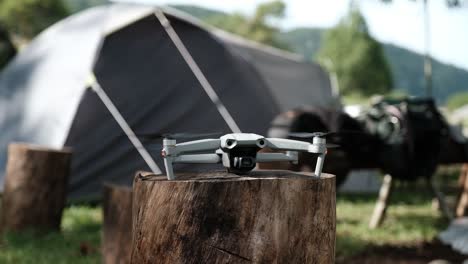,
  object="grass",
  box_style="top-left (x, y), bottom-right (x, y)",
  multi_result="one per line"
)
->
top-left (0, 206), bottom-right (102, 264)
top-left (336, 189), bottom-right (447, 257)
top-left (0, 187), bottom-right (450, 262)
